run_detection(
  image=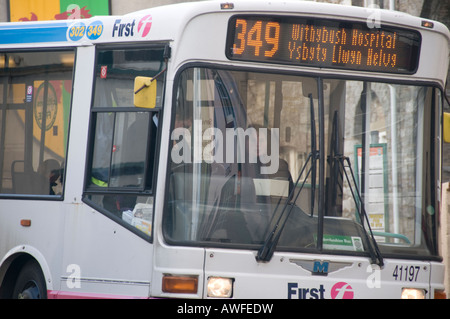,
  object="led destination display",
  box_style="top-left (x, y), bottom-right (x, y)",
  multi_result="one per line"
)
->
top-left (226, 15), bottom-right (421, 74)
